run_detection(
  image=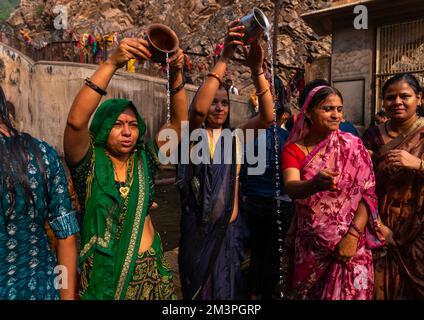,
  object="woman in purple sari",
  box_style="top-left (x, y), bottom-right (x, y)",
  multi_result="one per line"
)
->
top-left (176, 20), bottom-right (274, 300)
top-left (281, 85), bottom-right (383, 300)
